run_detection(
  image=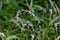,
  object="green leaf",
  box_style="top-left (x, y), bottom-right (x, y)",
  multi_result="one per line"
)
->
top-left (0, 0), bottom-right (2, 10)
